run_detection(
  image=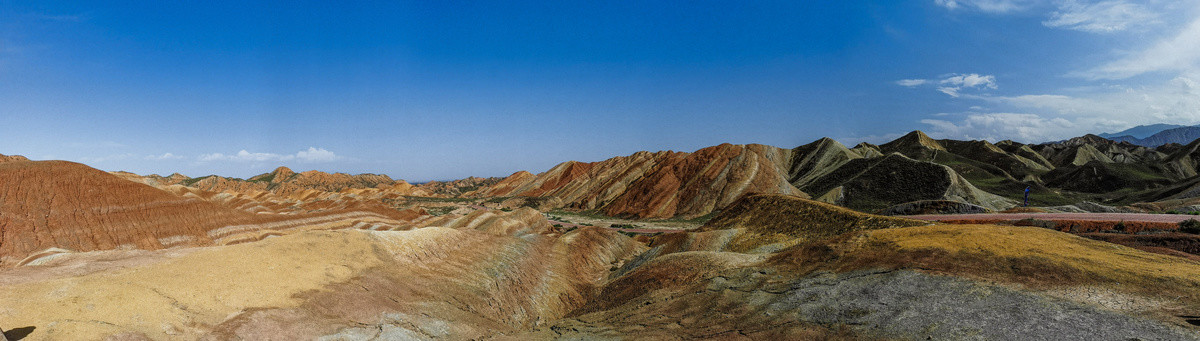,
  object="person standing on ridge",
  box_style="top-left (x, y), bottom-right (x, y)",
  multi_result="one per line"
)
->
top-left (1024, 186), bottom-right (1031, 207)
